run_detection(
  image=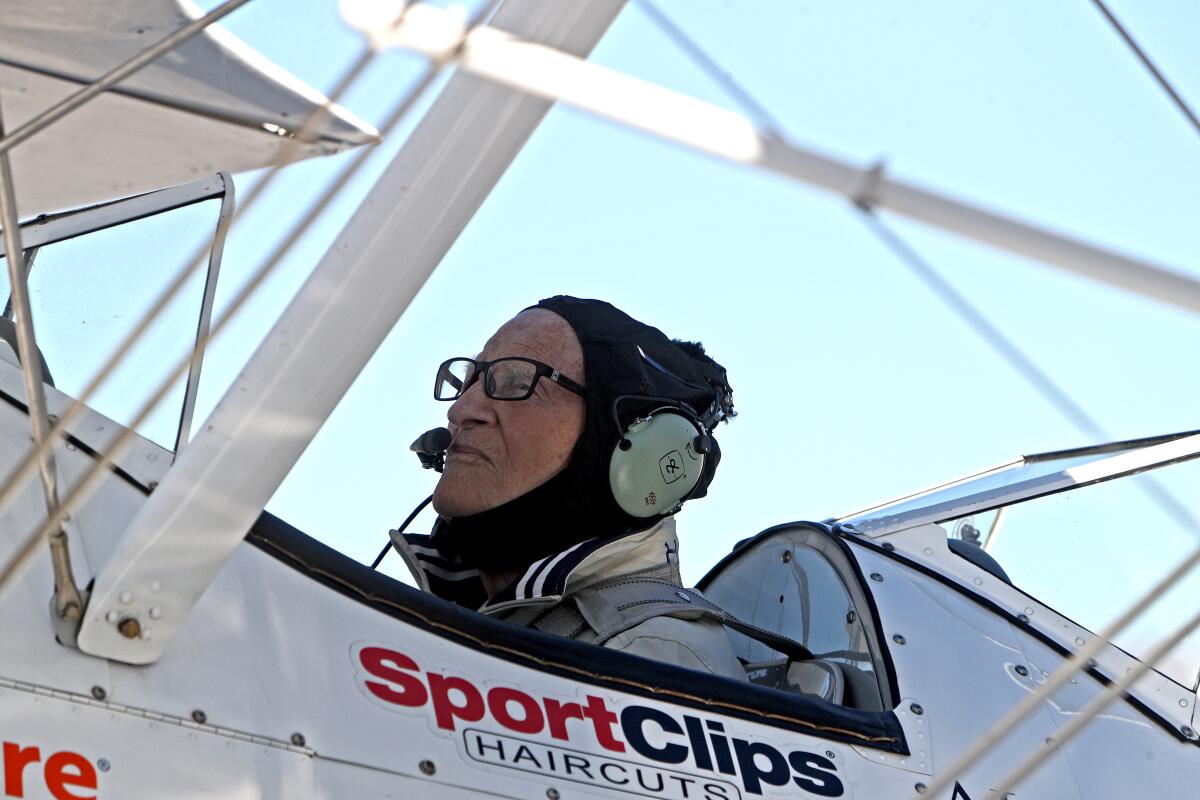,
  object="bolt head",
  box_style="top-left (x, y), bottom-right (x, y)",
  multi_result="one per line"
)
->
top-left (1014, 664), bottom-right (1029, 677)
top-left (90, 686), bottom-right (107, 701)
top-left (1017, 613), bottom-right (1030, 623)
top-left (96, 758), bottom-right (110, 773)
top-left (909, 702), bottom-right (924, 715)
top-left (881, 542), bottom-right (895, 551)
top-left (915, 782), bottom-right (928, 794)
top-left (893, 634), bottom-right (906, 645)
top-left (291, 733), bottom-right (306, 747)
top-left (781, 550), bottom-right (792, 563)
top-left (1183, 726), bottom-right (1196, 739)
top-left (117, 617), bottom-right (141, 639)
top-left (191, 710), bottom-right (207, 724)
top-left (419, 759), bottom-right (436, 776)
top-left (546, 790), bottom-right (561, 800)
top-left (870, 572), bottom-right (883, 582)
